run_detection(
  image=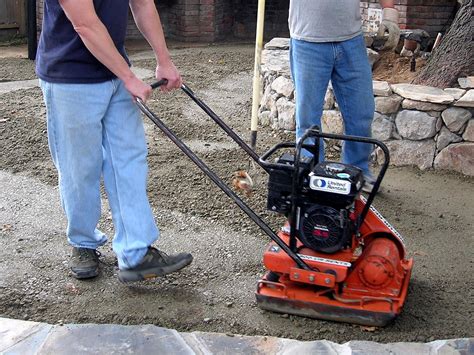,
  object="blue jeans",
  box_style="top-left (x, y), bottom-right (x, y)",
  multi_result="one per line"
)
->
top-left (290, 34), bottom-right (375, 175)
top-left (40, 79), bottom-right (159, 269)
